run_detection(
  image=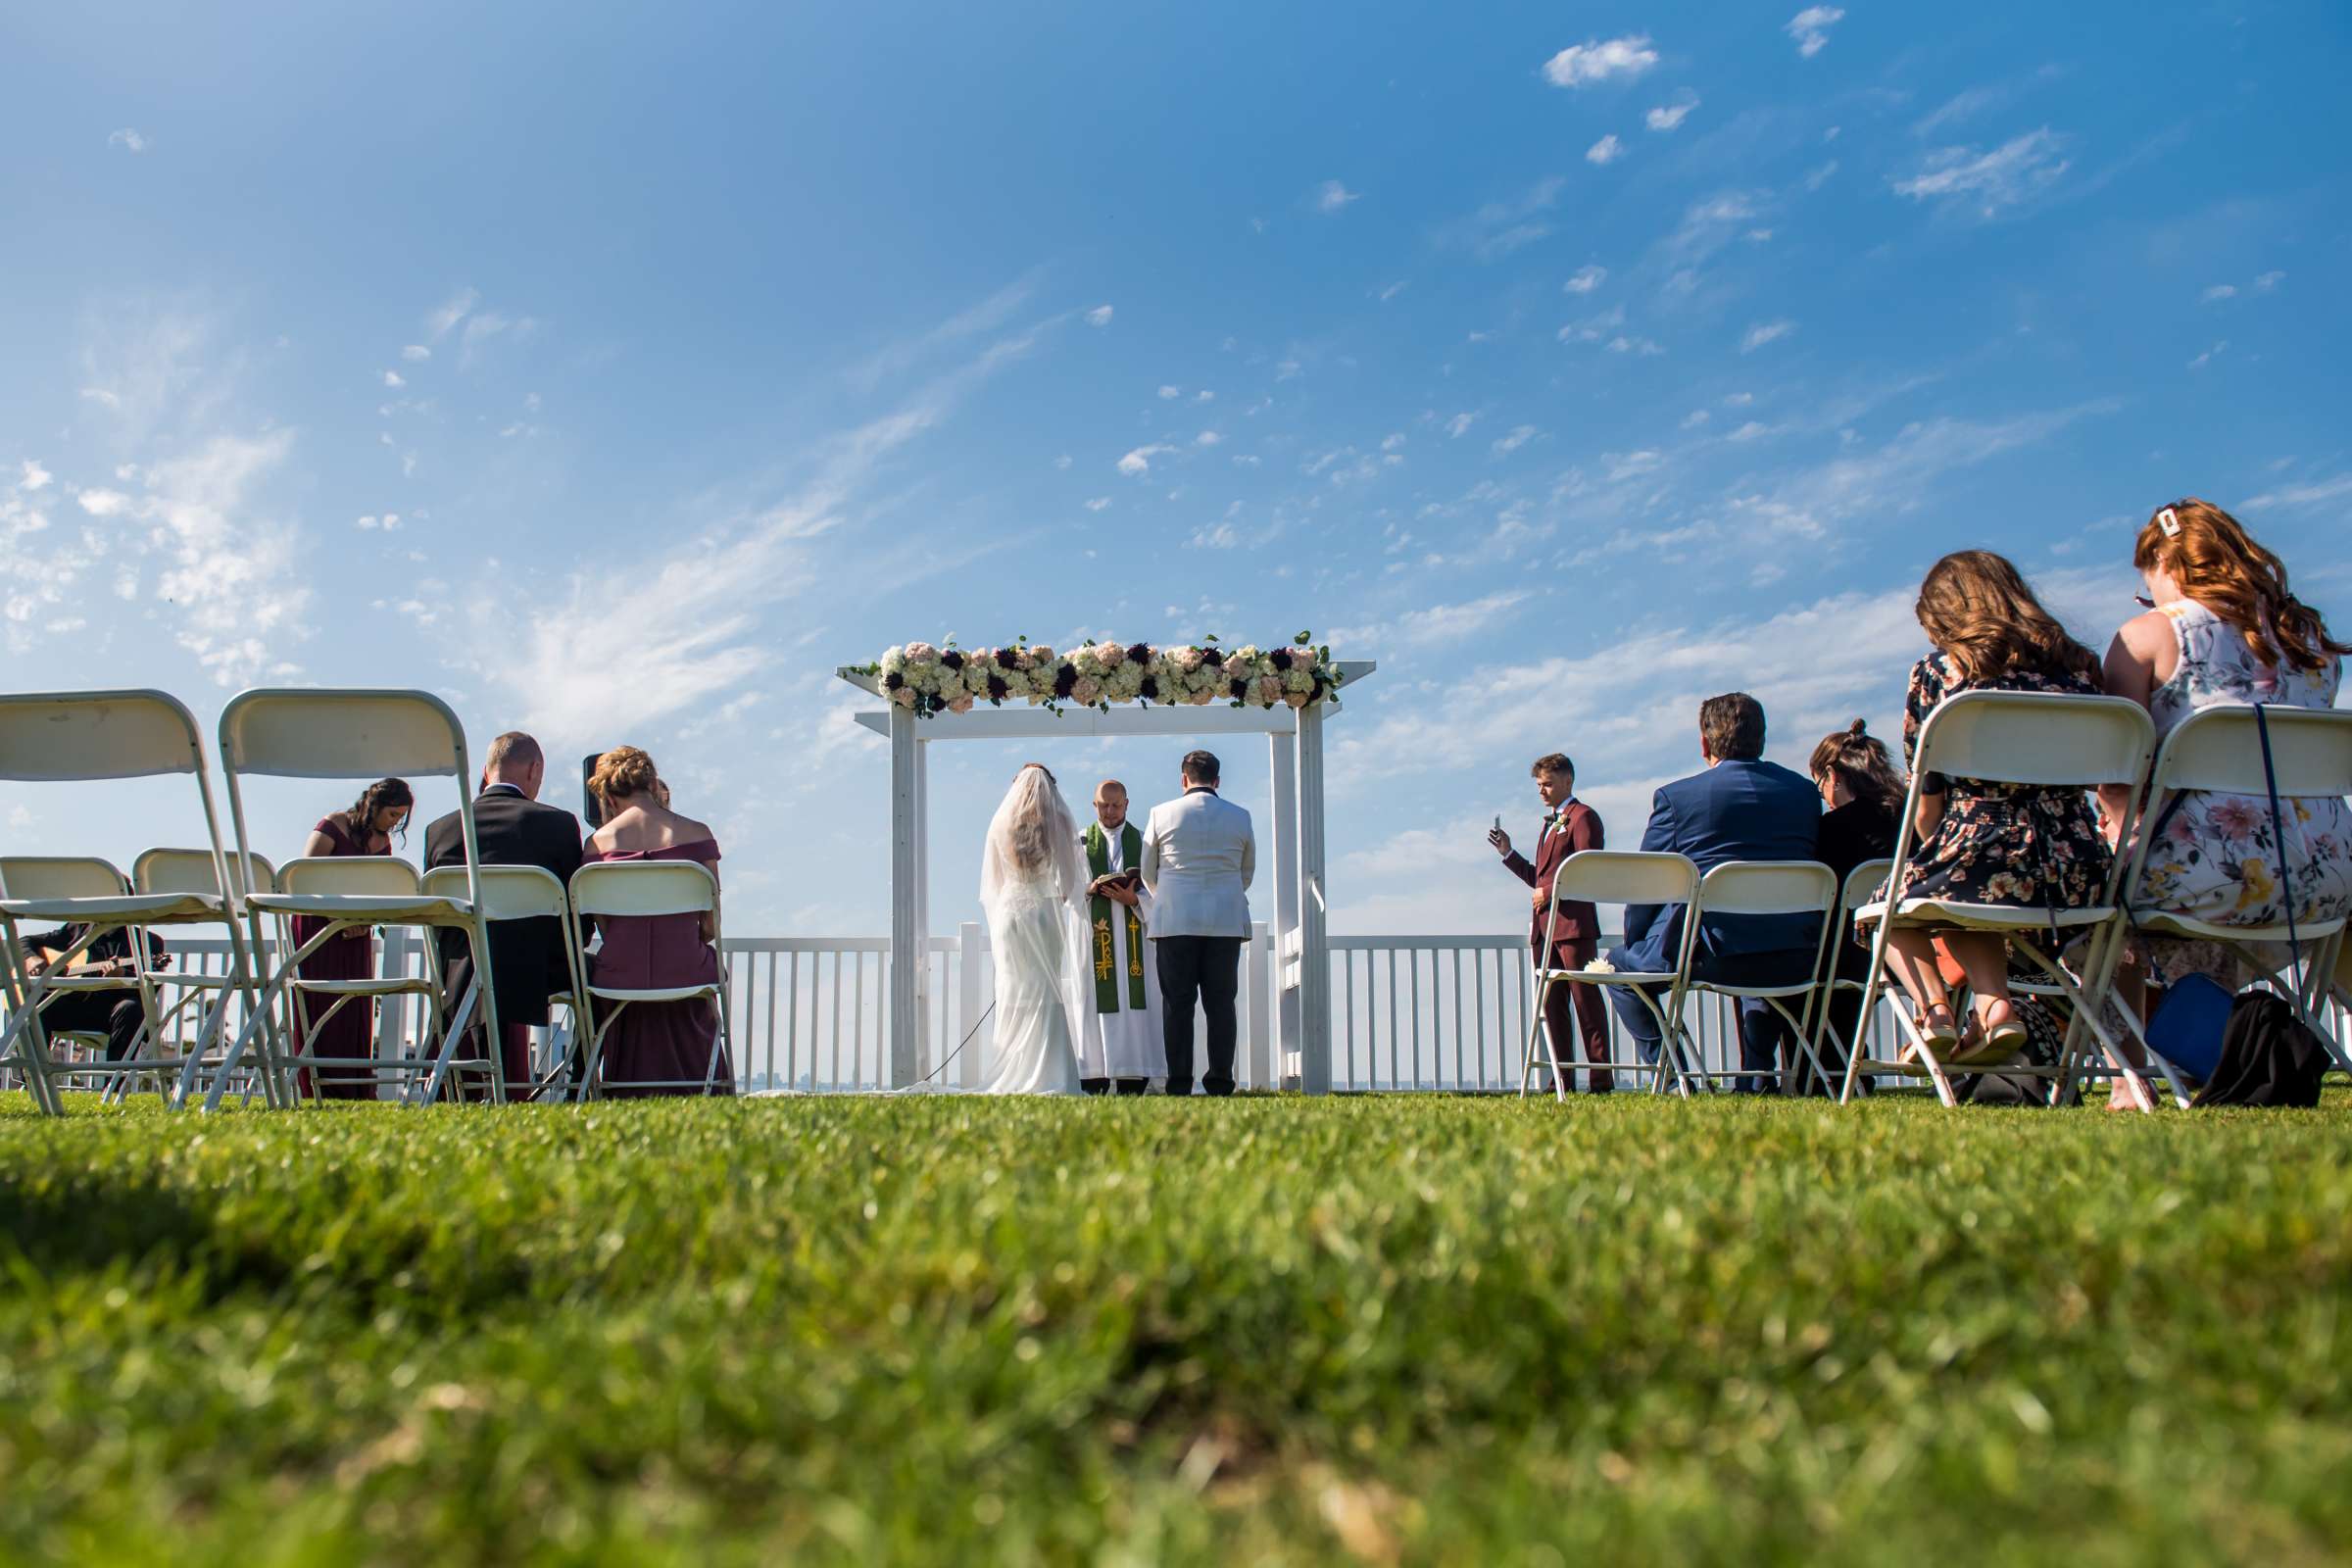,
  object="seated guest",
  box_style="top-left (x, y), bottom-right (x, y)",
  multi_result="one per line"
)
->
top-left (2096, 499), bottom-right (2351, 1105)
top-left (1805, 718), bottom-right (1905, 1094)
top-left (1875, 551), bottom-right (2110, 1064)
top-left (1604, 693), bottom-right (1823, 1091)
top-left (424, 731), bottom-right (585, 1101)
top-left (580, 747), bottom-right (732, 1097)
top-left (1488, 752), bottom-right (1610, 1093)
top-left (293, 779), bottom-right (412, 1100)
top-left (15, 922), bottom-right (167, 1062)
